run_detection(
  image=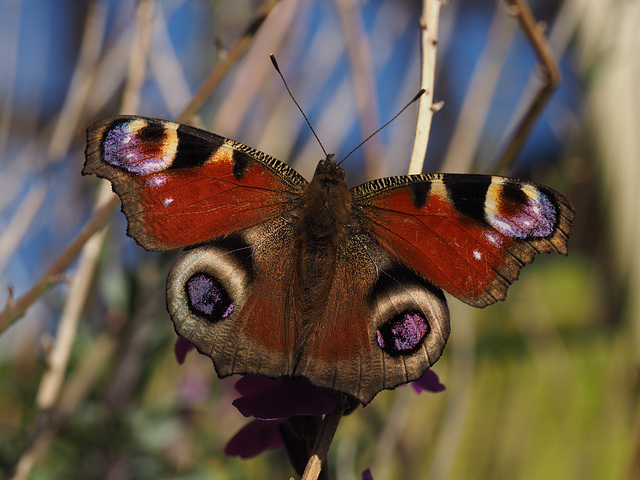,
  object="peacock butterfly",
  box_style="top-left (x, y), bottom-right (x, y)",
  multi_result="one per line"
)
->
top-left (83, 115), bottom-right (574, 404)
